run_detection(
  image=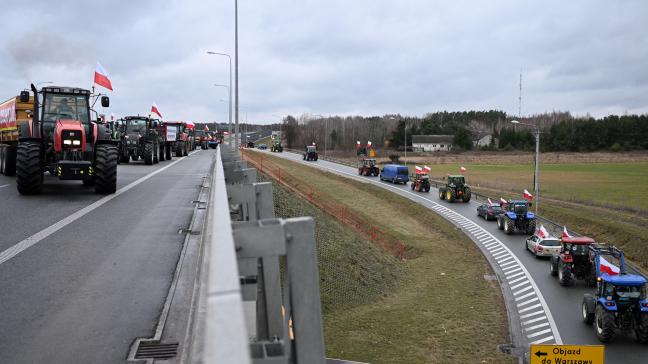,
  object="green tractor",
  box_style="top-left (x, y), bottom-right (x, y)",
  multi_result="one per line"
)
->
top-left (271, 139), bottom-right (283, 152)
top-left (438, 175), bottom-right (471, 202)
